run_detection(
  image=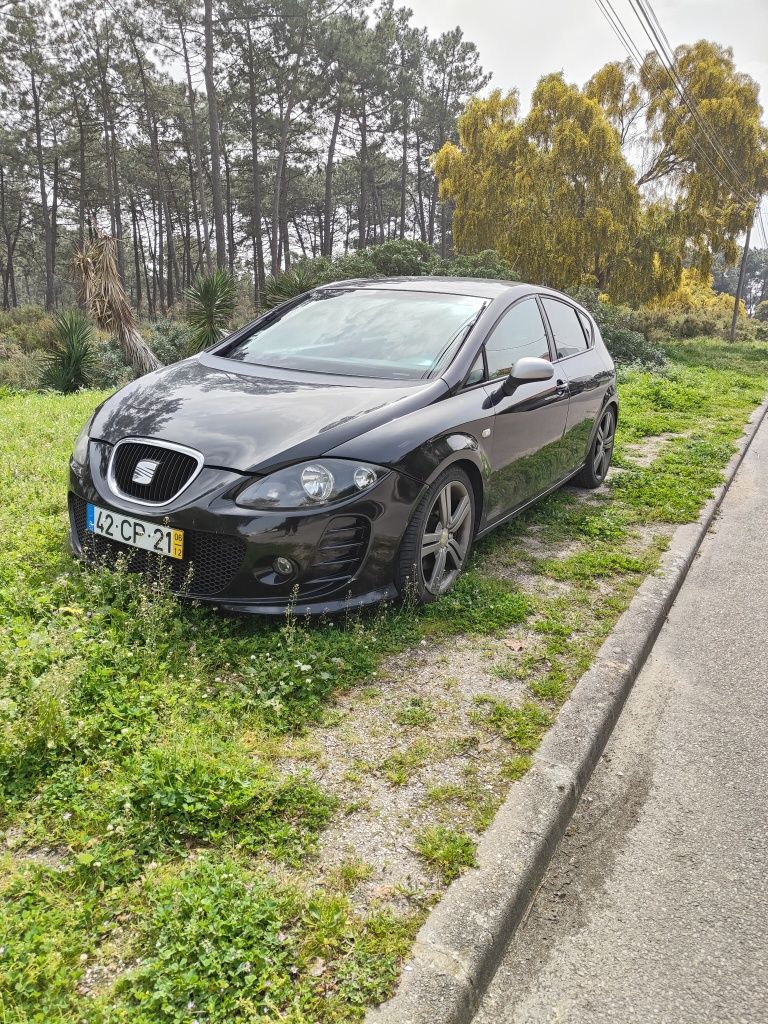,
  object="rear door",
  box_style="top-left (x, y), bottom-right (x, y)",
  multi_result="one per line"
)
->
top-left (483, 297), bottom-right (571, 523)
top-left (540, 298), bottom-right (607, 471)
